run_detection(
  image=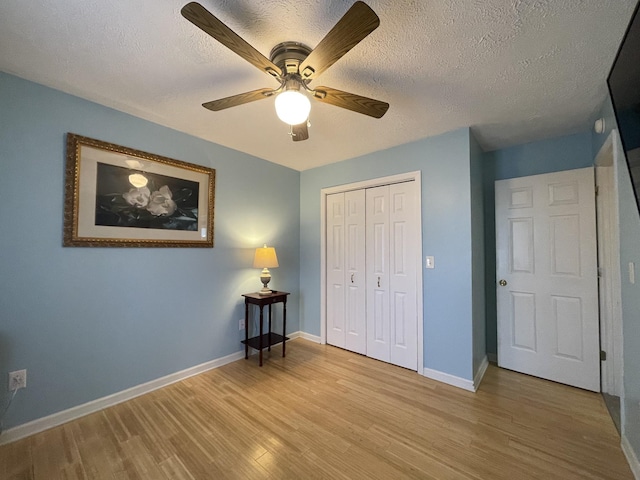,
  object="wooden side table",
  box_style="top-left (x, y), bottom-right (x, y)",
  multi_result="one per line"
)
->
top-left (241, 291), bottom-right (290, 366)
